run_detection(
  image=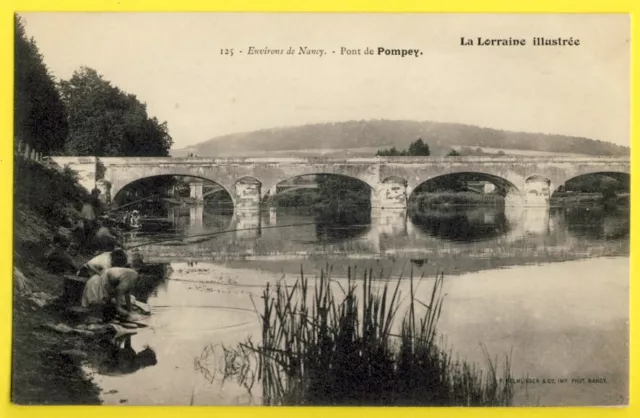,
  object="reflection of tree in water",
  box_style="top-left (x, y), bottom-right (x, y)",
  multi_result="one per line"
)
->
top-left (137, 201), bottom-right (170, 217)
top-left (314, 220), bottom-right (371, 243)
top-left (409, 207), bottom-right (510, 242)
top-left (565, 207), bottom-right (629, 241)
top-left (202, 209), bottom-right (233, 229)
top-left (312, 174), bottom-right (372, 243)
